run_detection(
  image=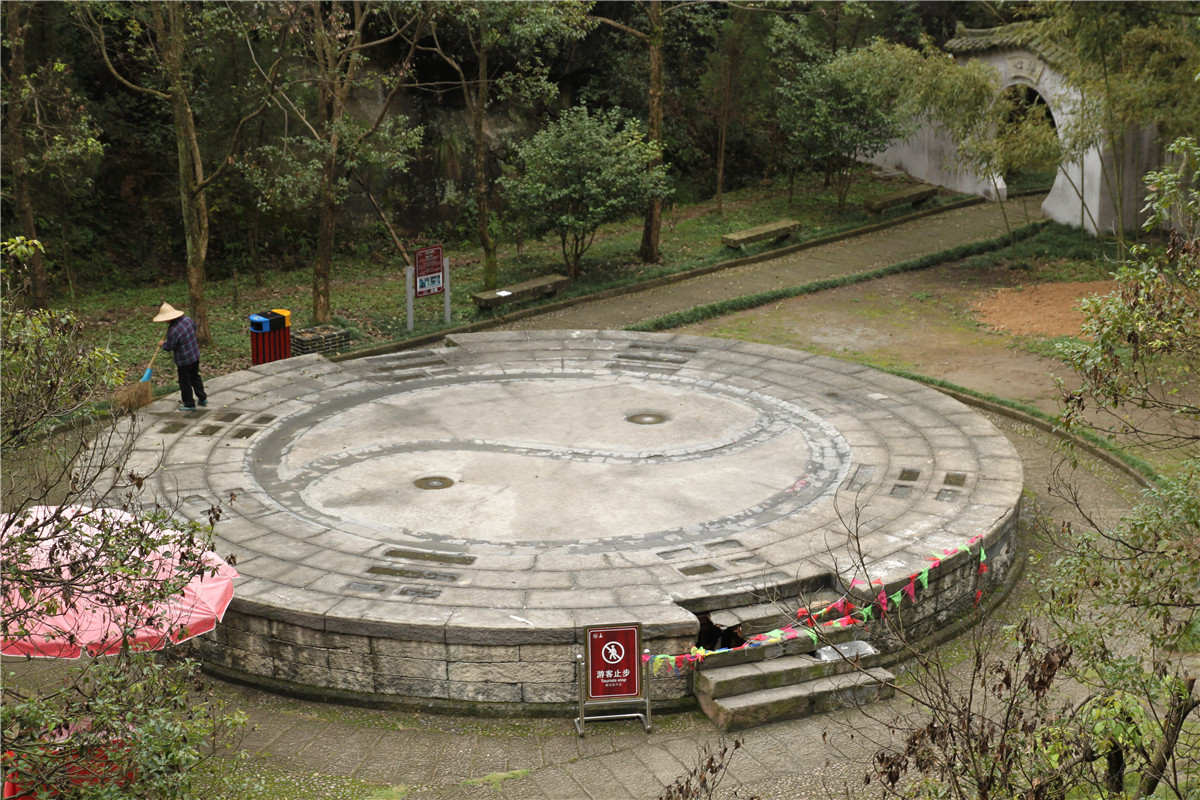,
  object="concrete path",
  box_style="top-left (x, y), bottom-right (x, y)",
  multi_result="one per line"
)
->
top-left (8, 195), bottom-right (1137, 800)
